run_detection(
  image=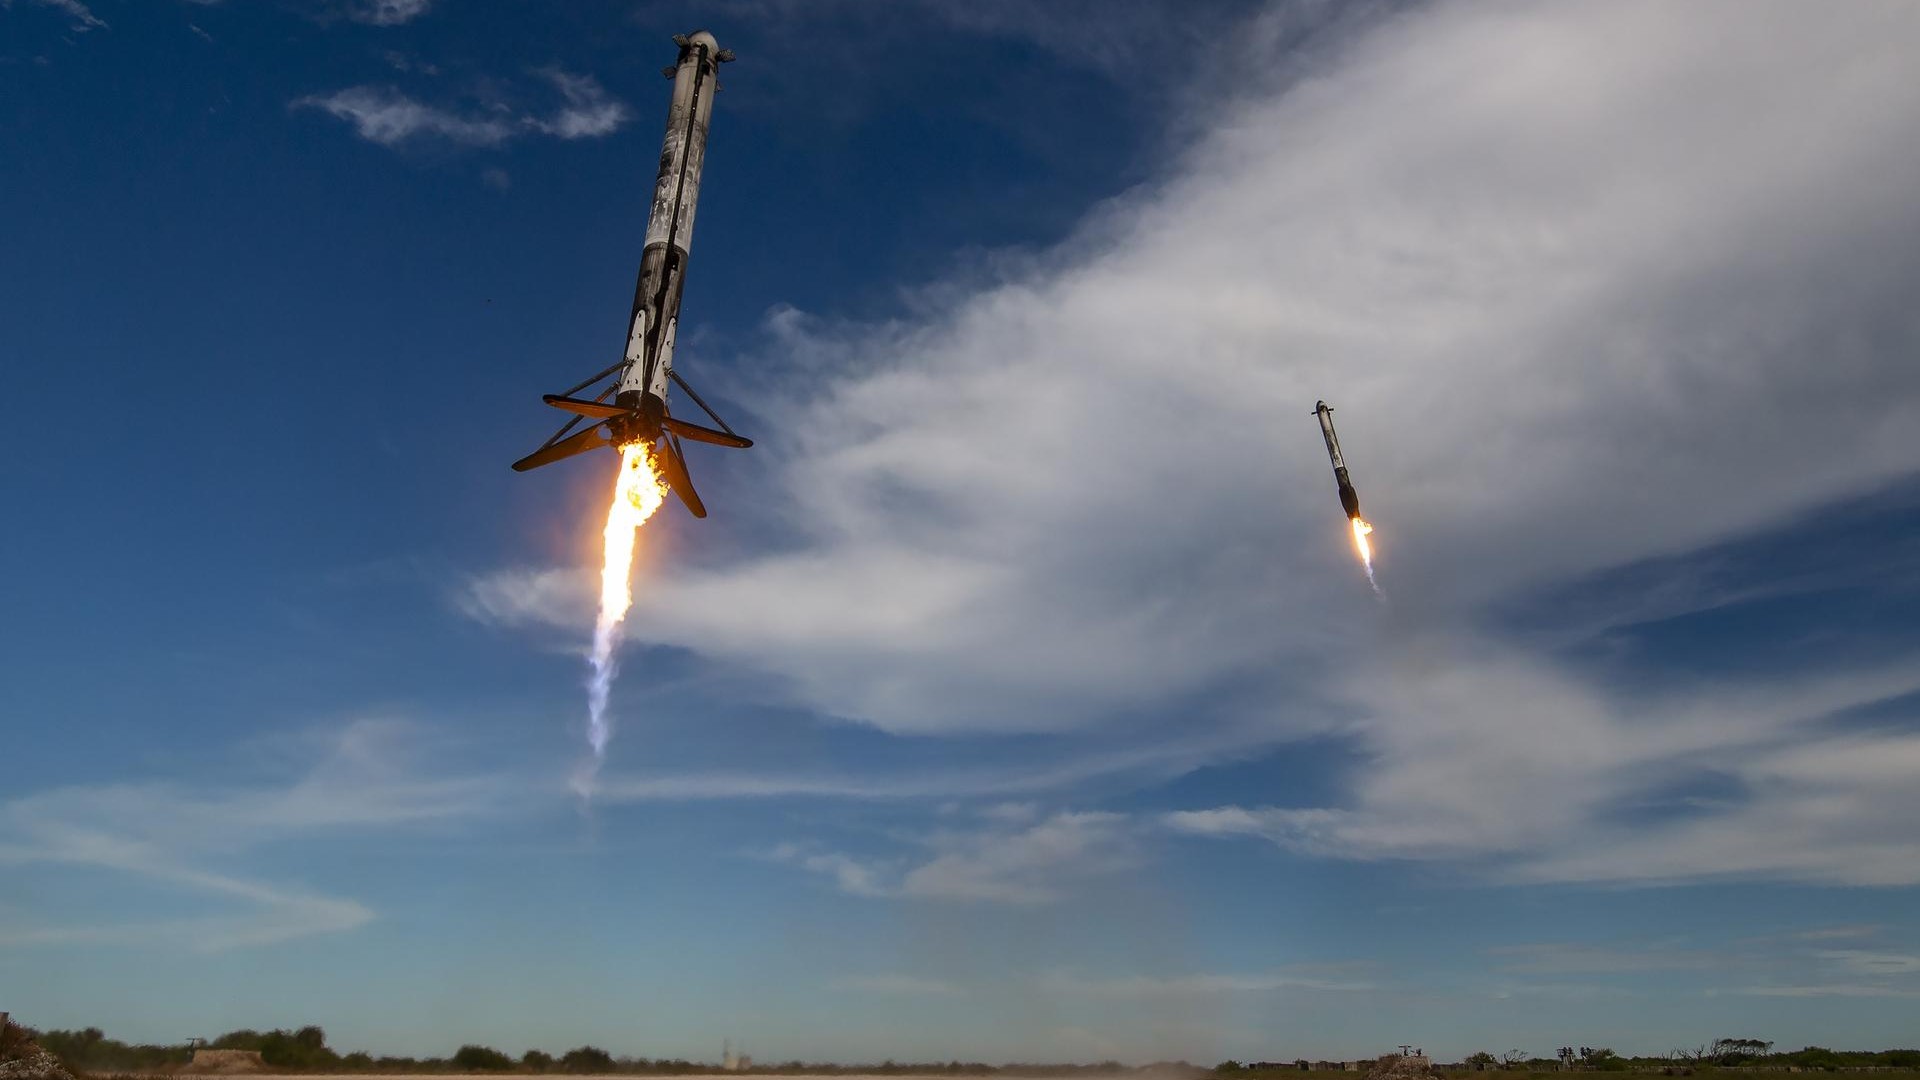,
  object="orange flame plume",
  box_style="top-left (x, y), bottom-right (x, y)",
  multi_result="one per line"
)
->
top-left (580, 441), bottom-right (668, 794)
top-left (1350, 516), bottom-right (1380, 594)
